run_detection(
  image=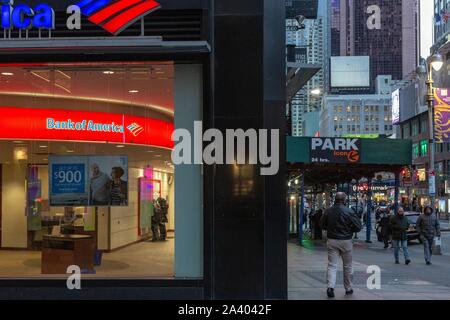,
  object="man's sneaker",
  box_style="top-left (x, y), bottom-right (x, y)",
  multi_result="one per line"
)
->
top-left (327, 288), bottom-right (335, 298)
top-left (426, 261), bottom-right (432, 265)
top-left (395, 260), bottom-right (400, 264)
top-left (405, 259), bottom-right (411, 265)
top-left (345, 289), bottom-right (354, 296)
